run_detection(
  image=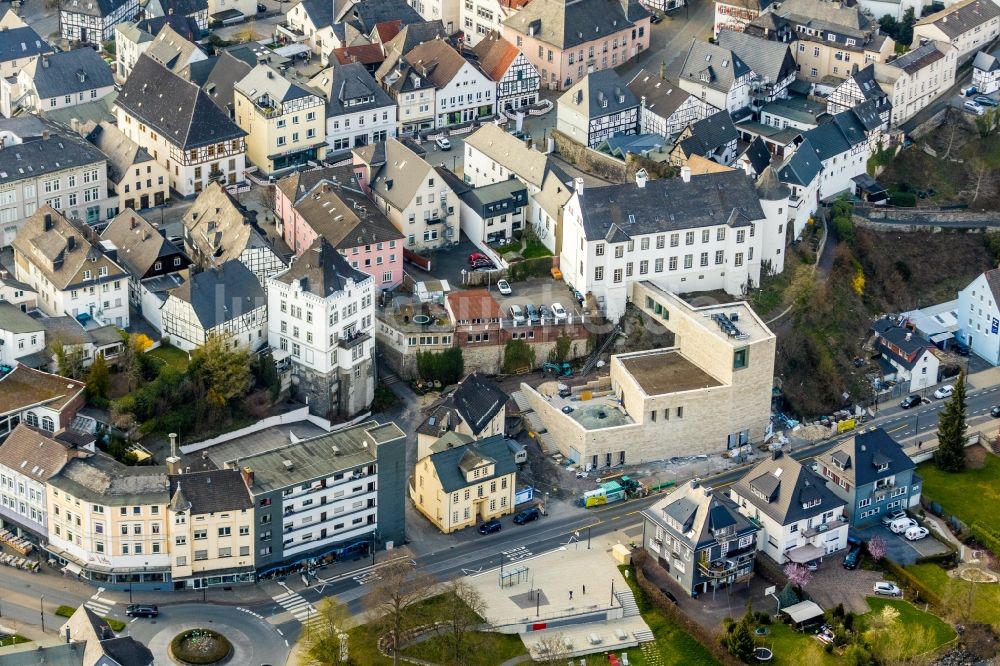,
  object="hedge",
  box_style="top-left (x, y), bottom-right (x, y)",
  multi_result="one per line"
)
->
top-left (631, 550), bottom-right (743, 666)
top-left (970, 523), bottom-right (1000, 559)
top-left (882, 560), bottom-right (943, 606)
